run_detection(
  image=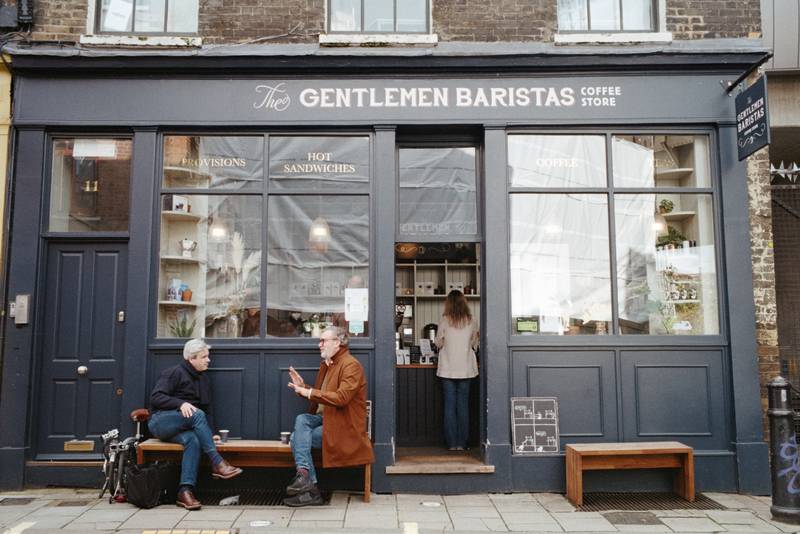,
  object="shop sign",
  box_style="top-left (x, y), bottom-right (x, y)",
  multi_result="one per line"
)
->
top-left (511, 397), bottom-right (560, 454)
top-left (735, 76), bottom-right (770, 161)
